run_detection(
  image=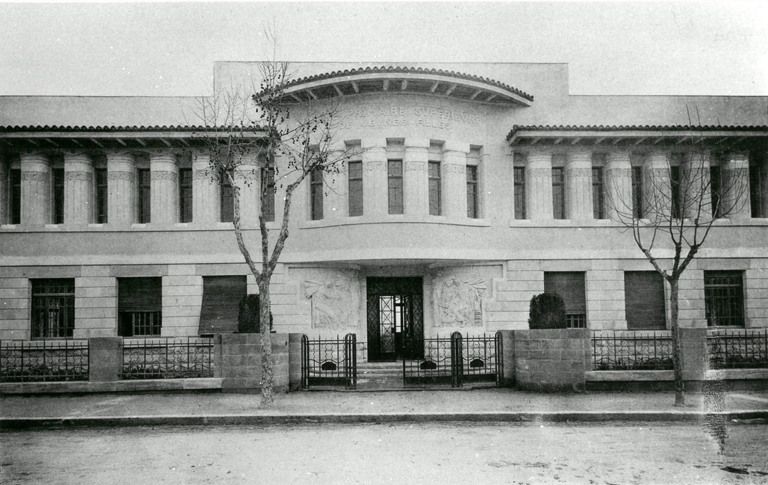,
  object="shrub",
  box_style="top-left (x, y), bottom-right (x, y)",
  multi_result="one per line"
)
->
top-left (528, 293), bottom-right (567, 329)
top-left (237, 294), bottom-right (273, 333)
